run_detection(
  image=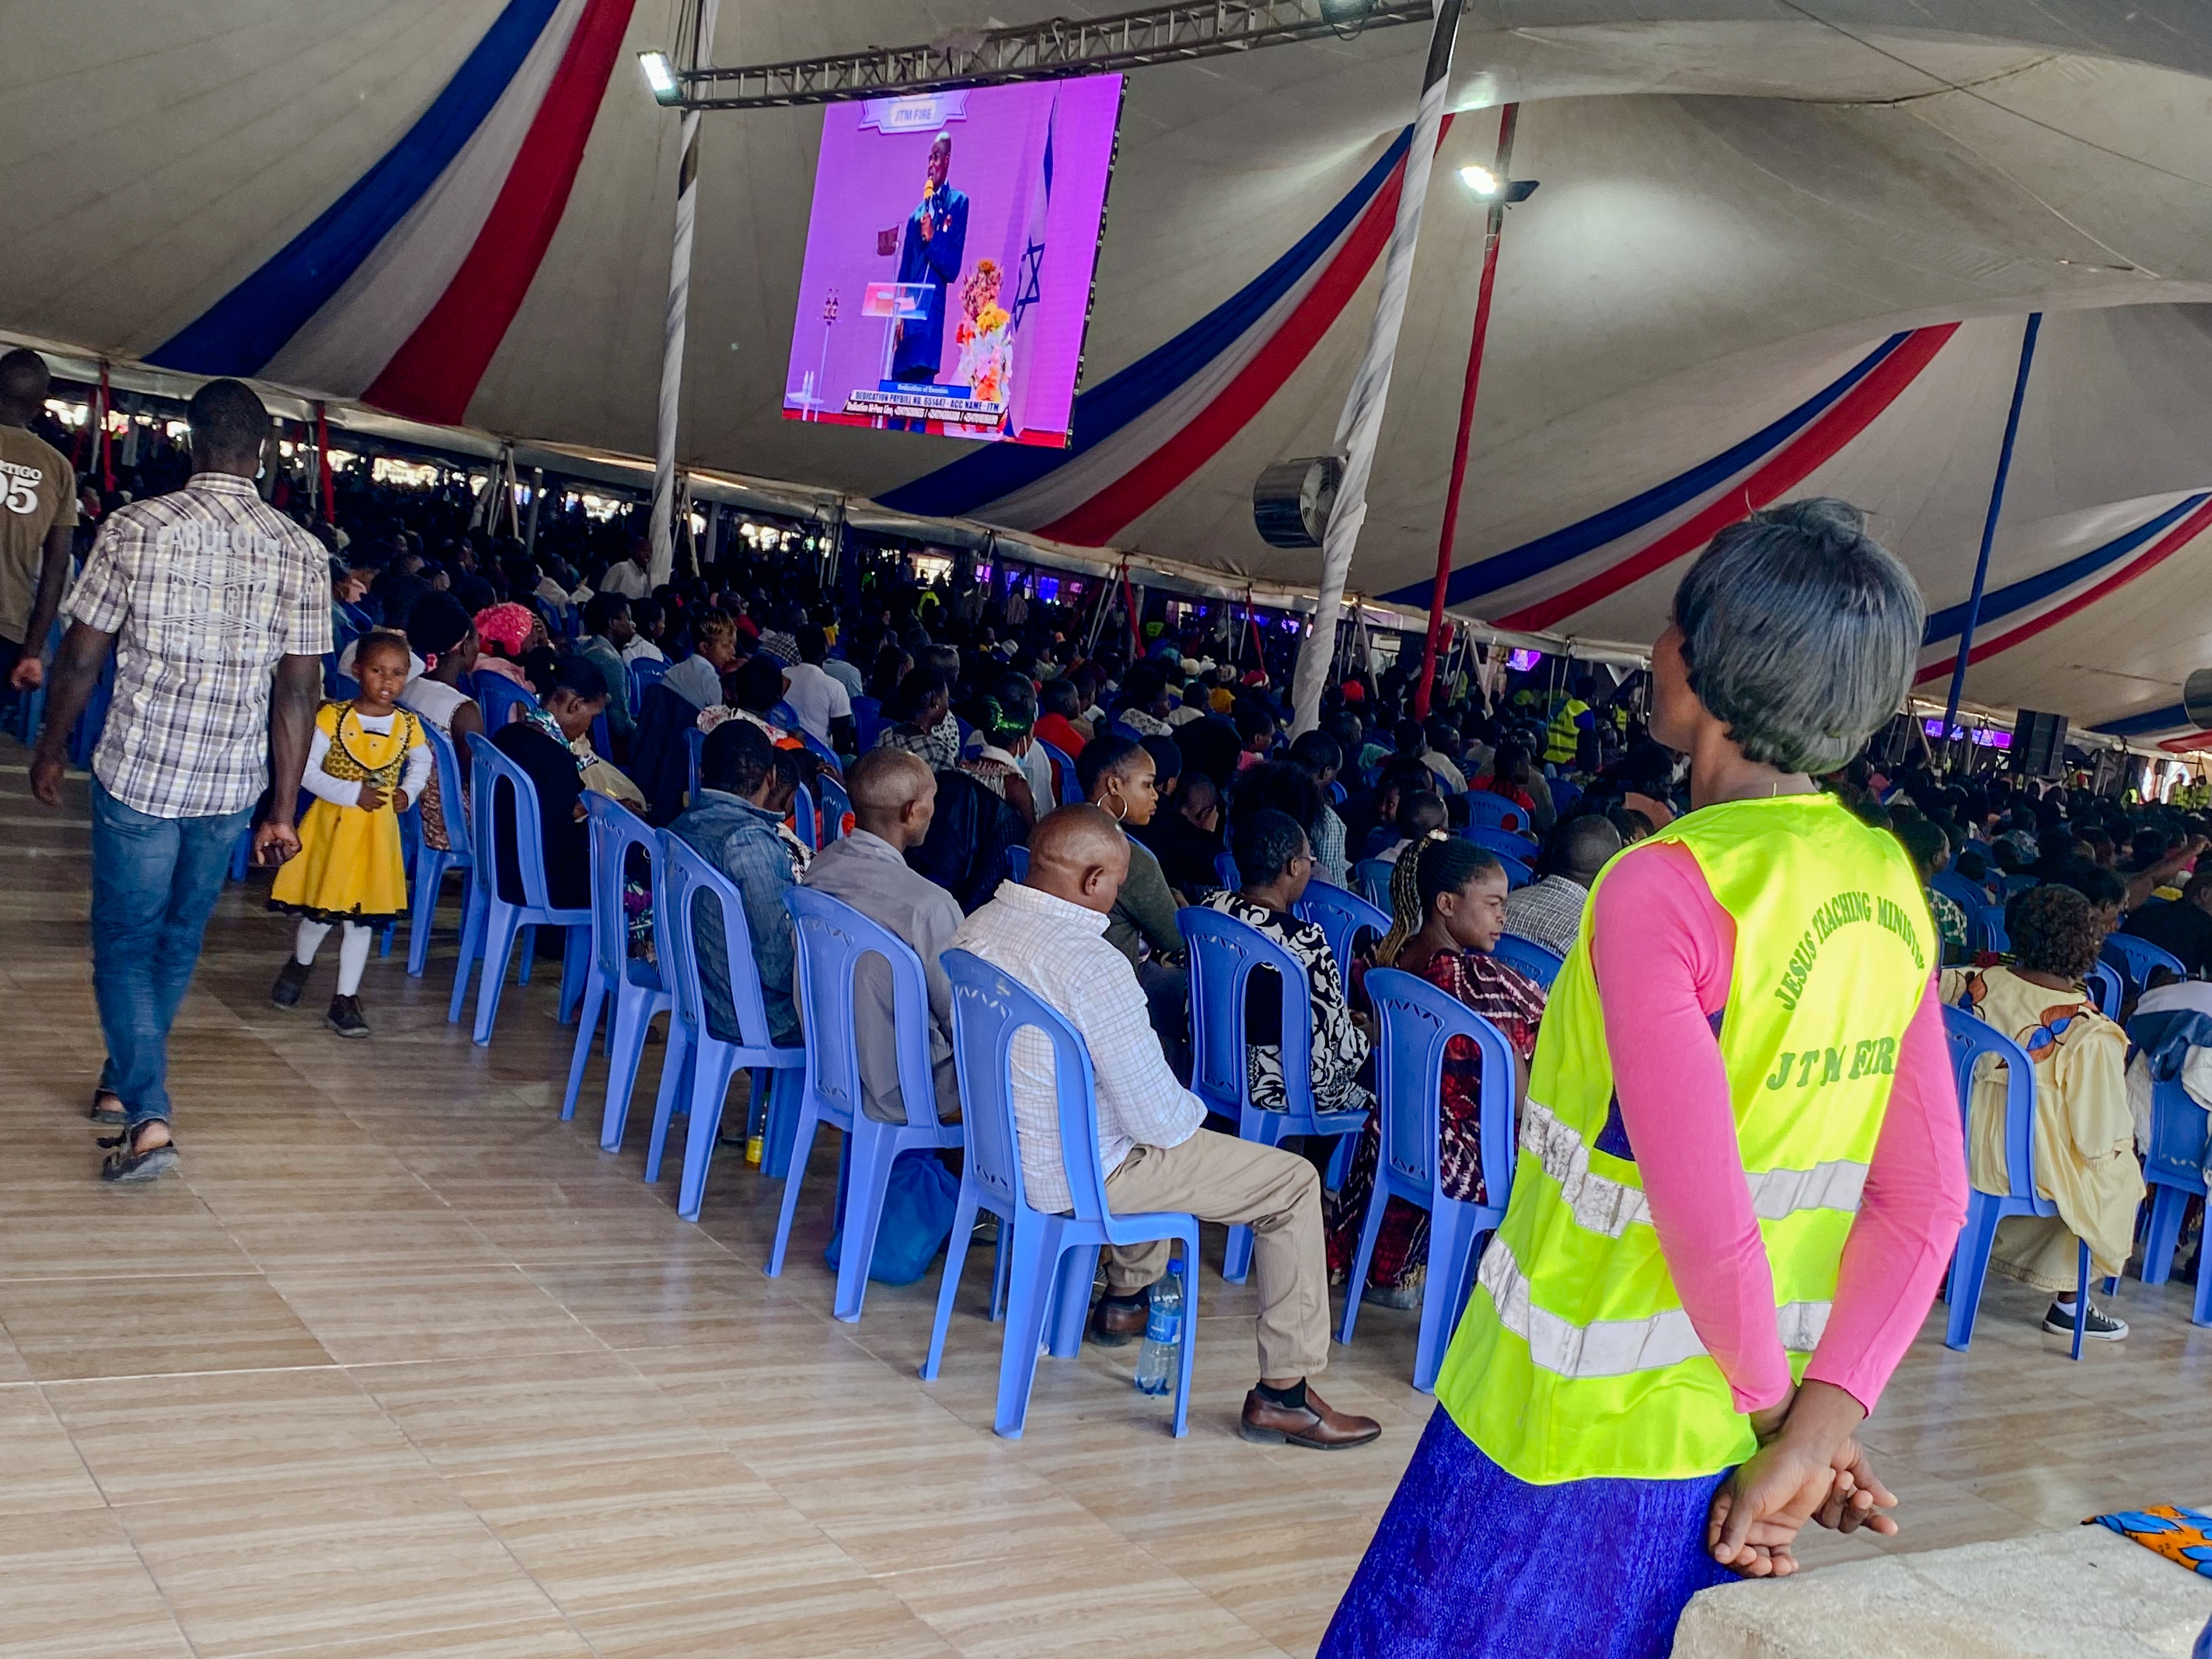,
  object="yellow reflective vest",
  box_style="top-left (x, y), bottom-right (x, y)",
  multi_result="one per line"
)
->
top-left (1433, 793), bottom-right (1932, 1483)
top-left (1545, 697), bottom-right (1589, 765)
